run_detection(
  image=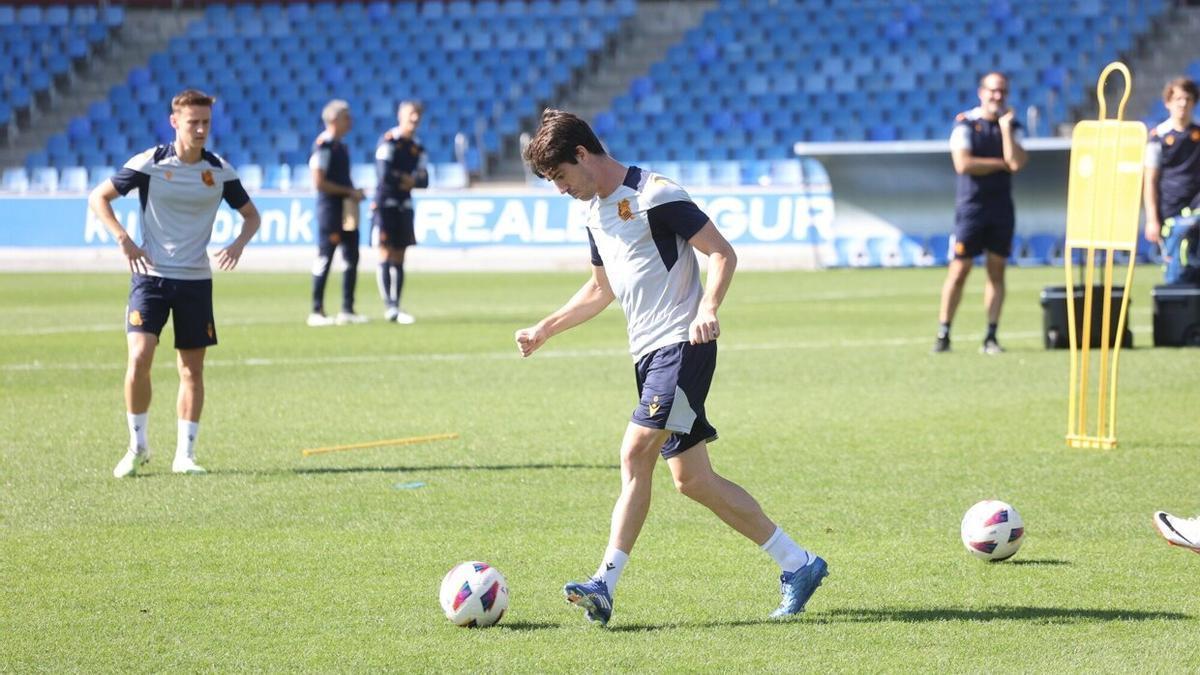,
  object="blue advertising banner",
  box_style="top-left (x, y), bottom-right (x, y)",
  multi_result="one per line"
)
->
top-left (0, 188), bottom-right (835, 248)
